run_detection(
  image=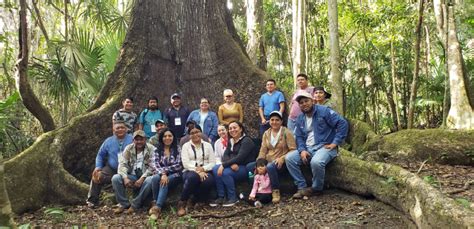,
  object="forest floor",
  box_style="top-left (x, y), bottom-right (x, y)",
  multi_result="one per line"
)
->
top-left (14, 161), bottom-right (472, 227)
top-left (389, 160), bottom-right (474, 205)
top-left (15, 189), bottom-right (416, 228)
